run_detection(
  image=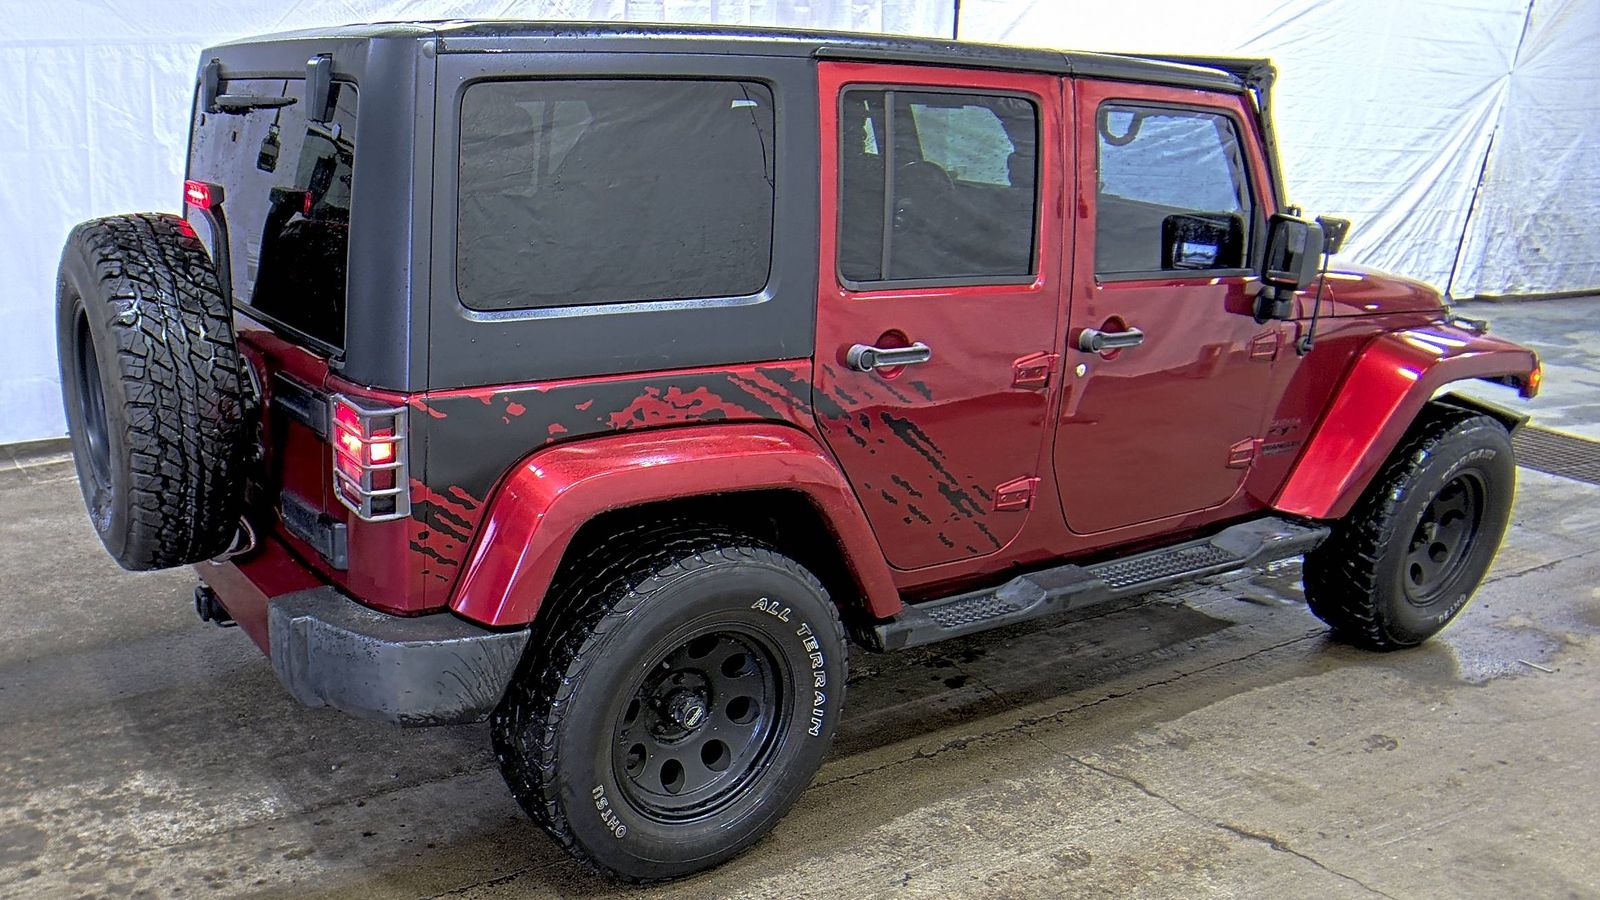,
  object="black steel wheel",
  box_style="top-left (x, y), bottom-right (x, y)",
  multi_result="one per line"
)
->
top-left (613, 628), bottom-right (787, 822)
top-left (1305, 406), bottom-right (1515, 650)
top-left (70, 308), bottom-right (113, 495)
top-left (1401, 472), bottom-right (1484, 605)
top-left (492, 535), bottom-right (846, 883)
